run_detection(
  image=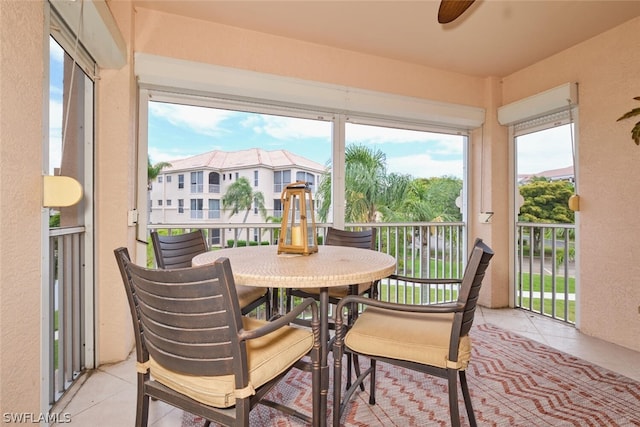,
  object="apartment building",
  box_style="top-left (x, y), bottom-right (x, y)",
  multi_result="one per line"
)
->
top-left (149, 148), bottom-right (326, 229)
